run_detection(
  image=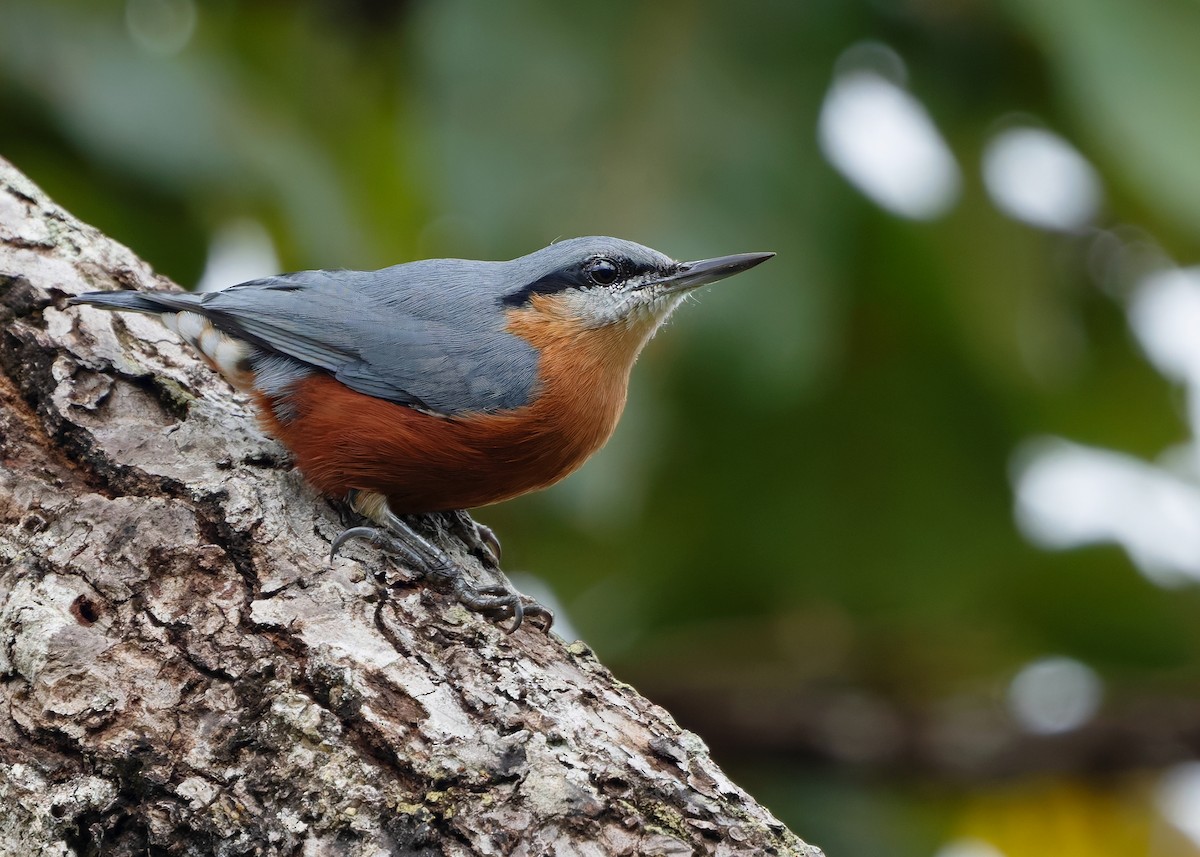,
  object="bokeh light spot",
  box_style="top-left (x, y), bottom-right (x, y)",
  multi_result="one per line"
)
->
top-left (1157, 762), bottom-right (1200, 848)
top-left (195, 219), bottom-right (280, 293)
top-left (818, 49), bottom-right (960, 220)
top-left (1130, 267), bottom-right (1200, 388)
top-left (982, 126), bottom-right (1101, 231)
top-left (1006, 656), bottom-right (1102, 735)
top-left (1015, 437), bottom-right (1200, 587)
top-left (933, 838), bottom-right (1007, 857)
